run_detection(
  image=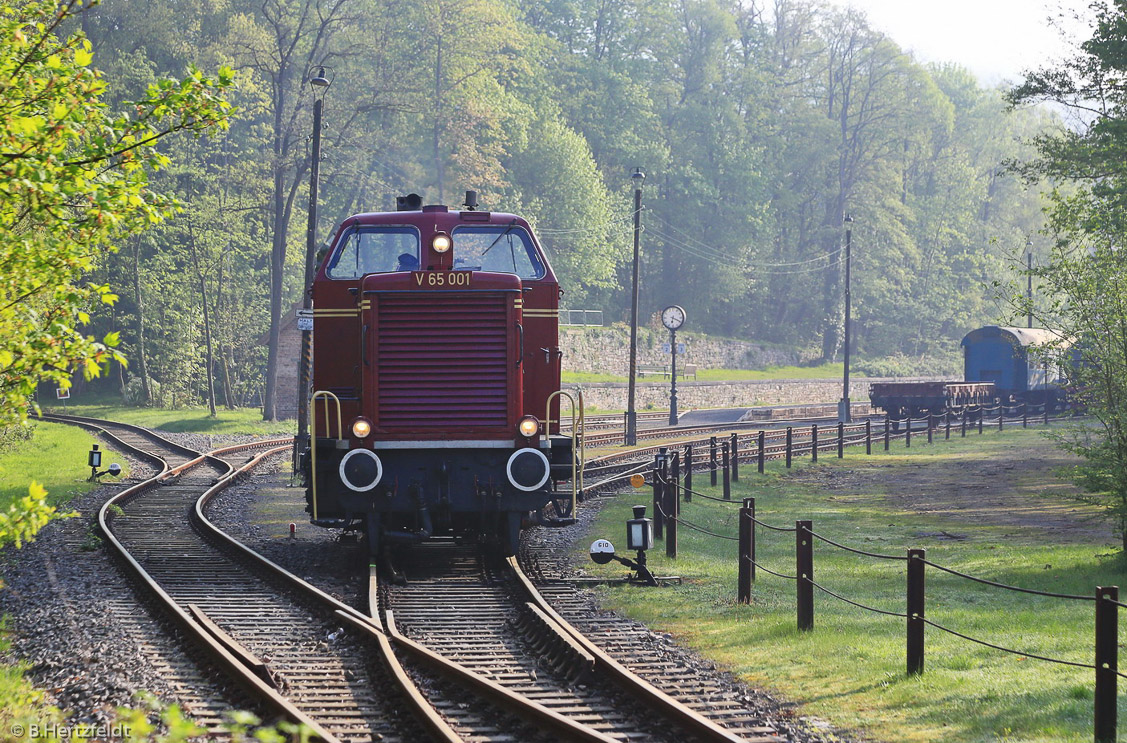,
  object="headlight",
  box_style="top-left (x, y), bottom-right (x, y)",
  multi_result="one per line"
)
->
top-left (432, 233), bottom-right (451, 253)
top-left (351, 417), bottom-right (372, 438)
top-left (518, 415), bottom-right (540, 438)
